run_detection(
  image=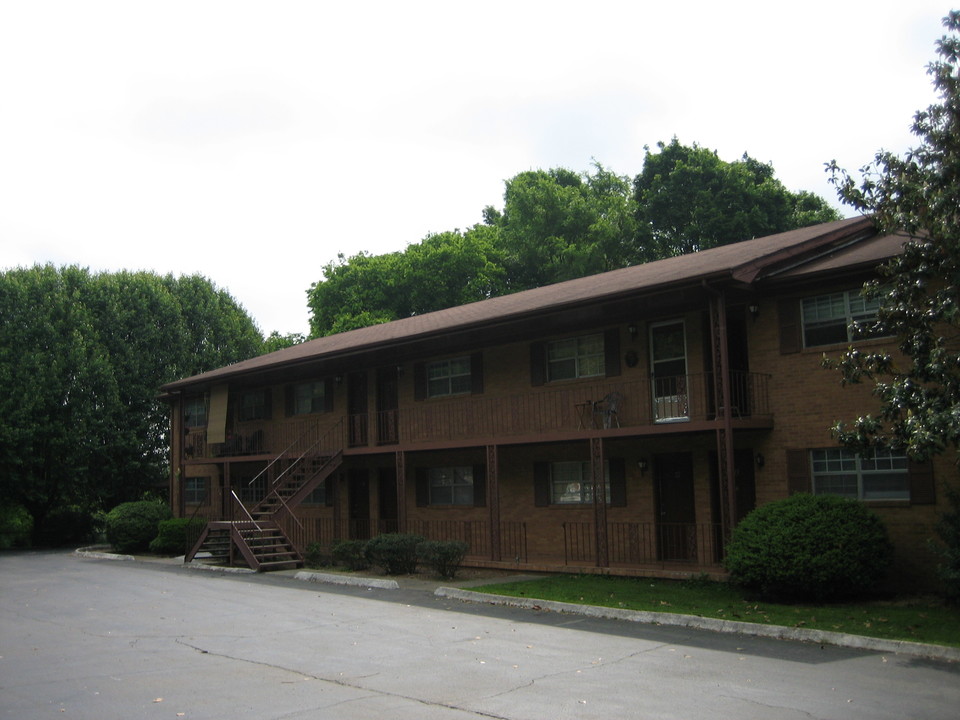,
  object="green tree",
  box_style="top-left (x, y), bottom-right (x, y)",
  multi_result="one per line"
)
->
top-left (634, 138), bottom-right (840, 257)
top-left (0, 266), bottom-right (263, 540)
top-left (826, 11), bottom-right (960, 462)
top-left (262, 331), bottom-right (307, 354)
